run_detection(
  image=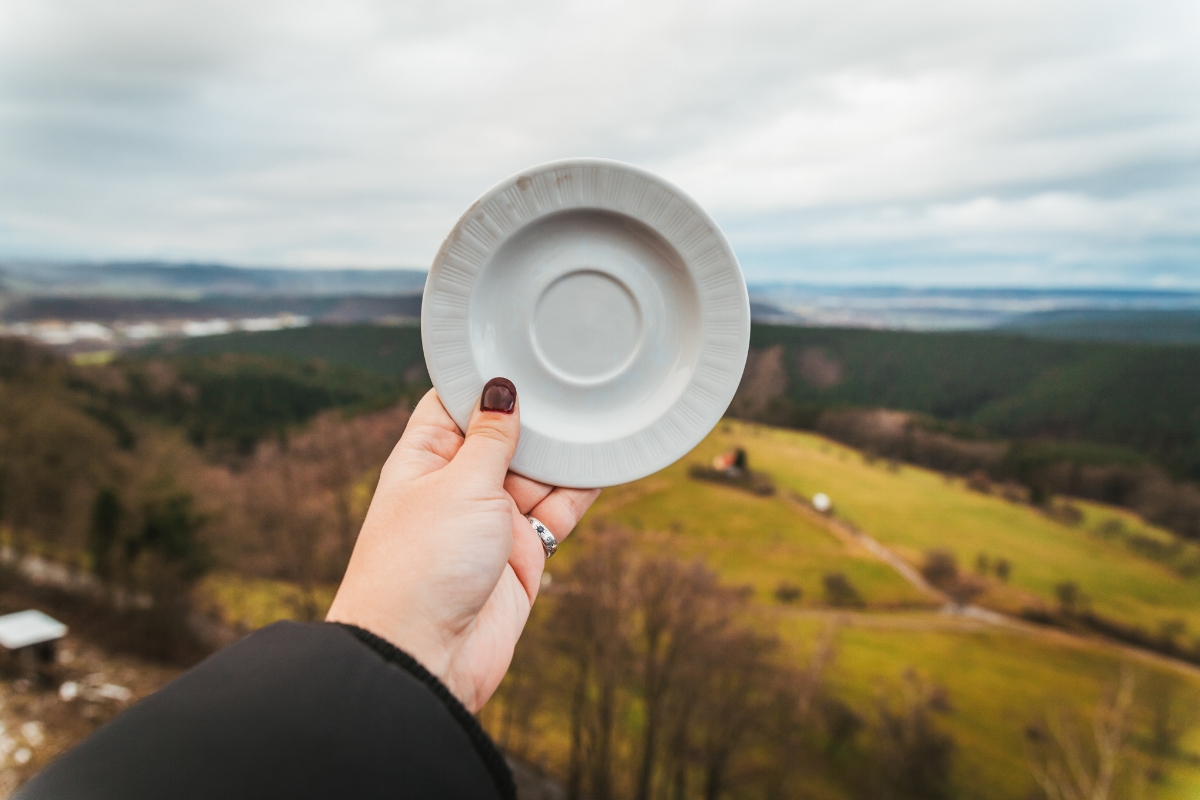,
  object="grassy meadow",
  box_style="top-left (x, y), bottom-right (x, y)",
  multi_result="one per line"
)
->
top-left (785, 616), bottom-right (1200, 800)
top-left (723, 421), bottom-right (1200, 635)
top-left (503, 419), bottom-right (1200, 799)
top-left (570, 451), bottom-right (930, 611)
